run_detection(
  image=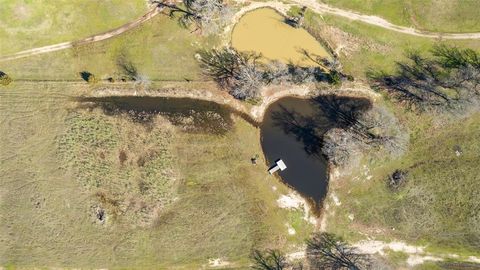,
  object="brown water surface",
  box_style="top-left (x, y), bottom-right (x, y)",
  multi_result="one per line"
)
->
top-left (231, 8), bottom-right (331, 66)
